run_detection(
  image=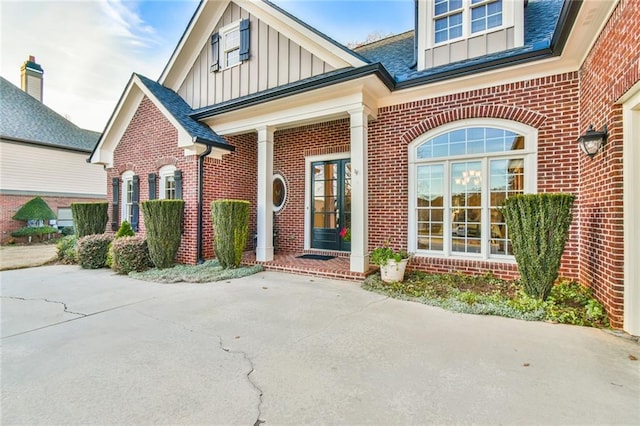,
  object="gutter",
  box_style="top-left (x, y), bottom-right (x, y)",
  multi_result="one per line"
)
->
top-left (197, 144), bottom-right (212, 264)
top-left (190, 63), bottom-right (395, 120)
